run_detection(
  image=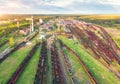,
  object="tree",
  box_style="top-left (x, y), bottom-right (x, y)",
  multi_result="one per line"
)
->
top-left (9, 37), bottom-right (15, 46)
